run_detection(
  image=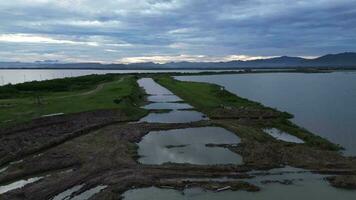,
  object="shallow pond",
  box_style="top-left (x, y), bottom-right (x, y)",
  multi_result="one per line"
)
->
top-left (147, 94), bottom-right (182, 102)
top-left (138, 78), bottom-right (206, 123)
top-left (139, 110), bottom-right (206, 123)
top-left (138, 78), bottom-right (173, 95)
top-left (143, 102), bottom-right (193, 110)
top-left (176, 72), bottom-right (356, 155)
top-left (137, 127), bottom-right (243, 165)
top-left (264, 128), bottom-right (304, 143)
